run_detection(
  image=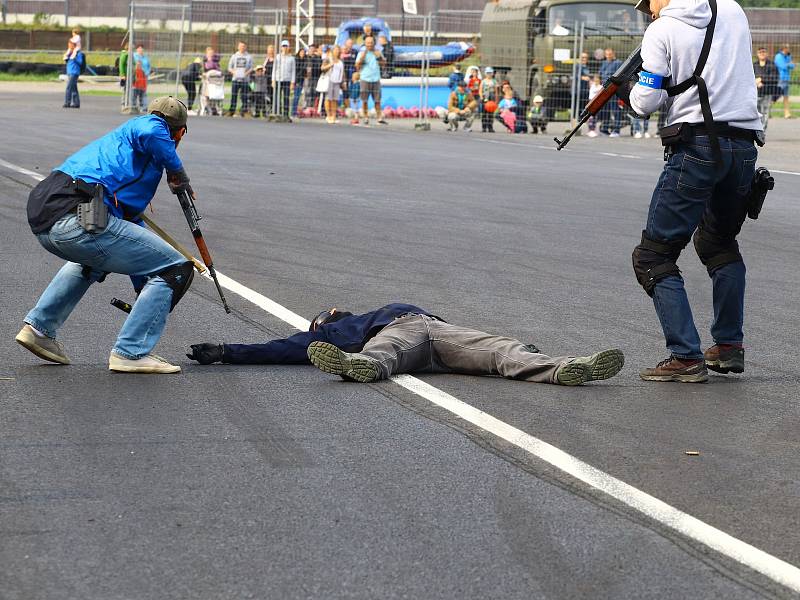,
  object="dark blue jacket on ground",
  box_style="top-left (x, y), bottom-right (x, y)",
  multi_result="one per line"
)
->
top-left (56, 114), bottom-right (183, 220)
top-left (223, 303), bottom-right (441, 364)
